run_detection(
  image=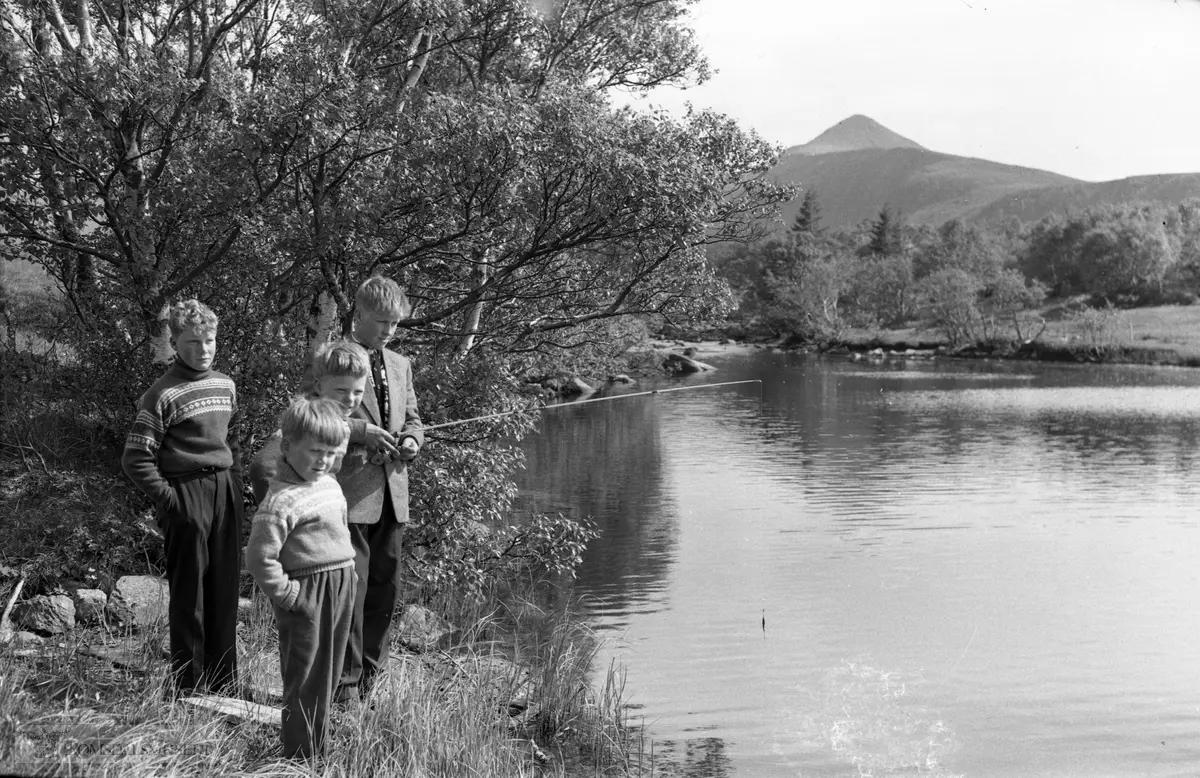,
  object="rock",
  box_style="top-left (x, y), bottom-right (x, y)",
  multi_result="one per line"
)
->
top-left (662, 352), bottom-right (715, 374)
top-left (12, 594), bottom-right (75, 634)
top-left (105, 576), bottom-right (169, 630)
top-left (395, 605), bottom-right (453, 653)
top-left (14, 630), bottom-right (45, 647)
top-left (73, 589), bottom-right (108, 626)
top-left (608, 373), bottom-right (634, 385)
top-left (566, 376), bottom-right (595, 398)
